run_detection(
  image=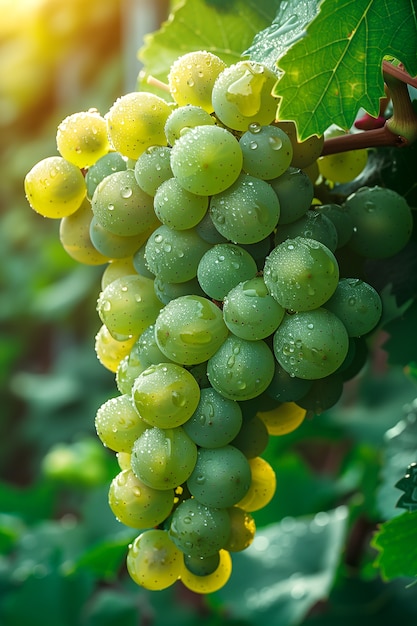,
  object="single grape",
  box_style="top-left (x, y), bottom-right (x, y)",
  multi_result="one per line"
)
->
top-left (94, 324), bottom-right (137, 373)
top-left (180, 549), bottom-right (232, 594)
top-left (24, 156), bottom-right (86, 218)
top-left (318, 127), bottom-right (368, 183)
top-left (313, 203), bottom-right (353, 248)
top-left (182, 387), bottom-right (243, 448)
top-left (212, 61), bottom-right (278, 131)
top-left (164, 104), bottom-right (215, 145)
top-left (187, 445), bottom-right (251, 508)
top-left (134, 145), bottom-right (173, 196)
top-left (222, 276), bottom-right (285, 340)
top-left (209, 173), bottom-right (280, 244)
top-left (195, 211), bottom-right (228, 244)
top-left (59, 198), bottom-right (109, 265)
top-left (236, 456), bottom-right (276, 512)
top-left (95, 394), bottom-right (149, 452)
top-left (89, 216), bottom-right (149, 259)
top-left (184, 553), bottom-right (220, 576)
top-left (132, 362), bottom-right (200, 428)
top-left (273, 308), bottom-right (349, 379)
top-left (169, 498), bottom-right (231, 557)
top-left (101, 257), bottom-right (137, 290)
top-left (127, 529), bottom-right (183, 590)
top-left (85, 151), bottom-right (127, 199)
top-left (266, 364), bottom-right (313, 403)
top-left (133, 324), bottom-right (174, 368)
top-left (224, 506), bottom-right (256, 552)
top-left (97, 274), bottom-right (162, 339)
top-left (239, 123), bottom-right (293, 179)
top-left (296, 372), bottom-right (344, 414)
top-left (154, 275), bottom-right (206, 305)
top-left (274, 209), bottom-right (339, 252)
top-left (207, 335), bottom-right (275, 401)
top-left (170, 124), bottom-right (243, 196)
top-left (197, 243), bottom-right (258, 301)
top-left (153, 177), bottom-right (208, 230)
top-left (257, 401), bottom-right (307, 435)
top-left (324, 277), bottom-right (382, 336)
top-left (231, 415), bottom-right (269, 458)
top-left (56, 109), bottom-right (110, 168)
top-left (106, 91), bottom-right (171, 159)
top-left (130, 426), bottom-right (197, 490)
top-left (132, 243), bottom-right (155, 278)
top-left (269, 166), bottom-right (314, 224)
top-left (109, 469), bottom-right (174, 528)
top-left (168, 50), bottom-right (226, 113)
top-left (154, 295), bottom-right (228, 365)
top-left (263, 237), bottom-right (339, 311)
top-left (275, 121), bottom-right (324, 169)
